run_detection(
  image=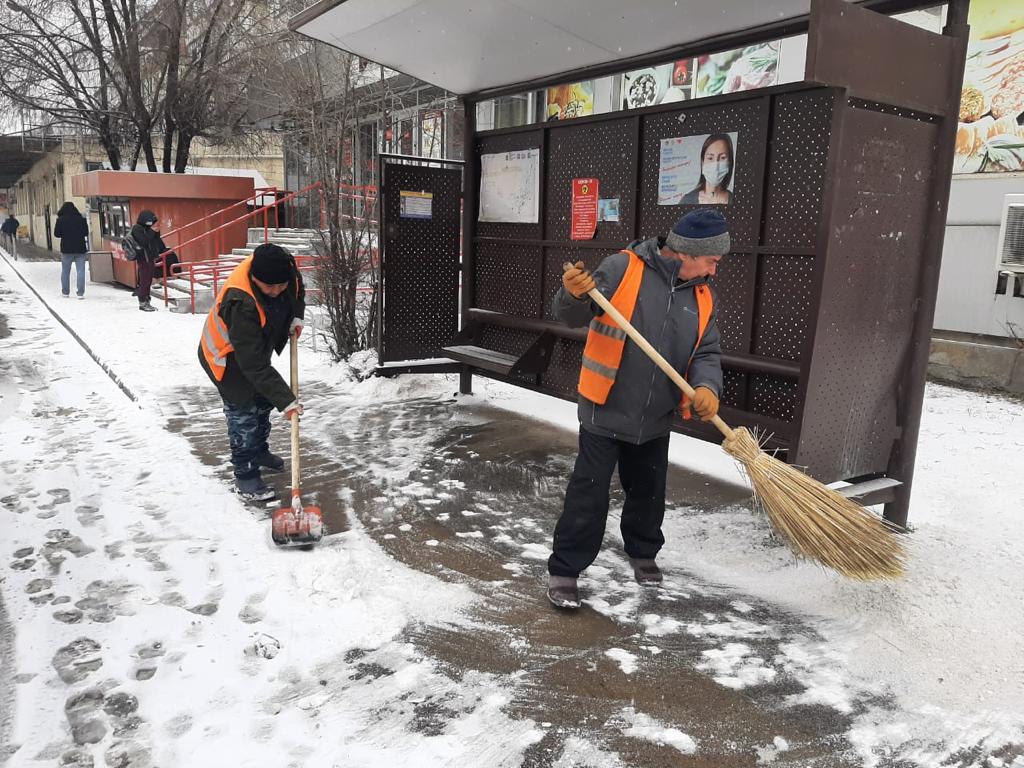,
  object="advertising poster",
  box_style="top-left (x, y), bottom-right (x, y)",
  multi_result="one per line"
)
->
top-left (621, 64), bottom-right (691, 109)
top-left (694, 41), bottom-right (780, 99)
top-left (658, 132), bottom-right (739, 206)
top-left (955, 1), bottom-right (1024, 173)
top-left (399, 191), bottom-right (433, 220)
top-left (479, 148), bottom-right (540, 223)
top-left (571, 178), bottom-right (599, 240)
top-left (546, 82), bottom-right (595, 121)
